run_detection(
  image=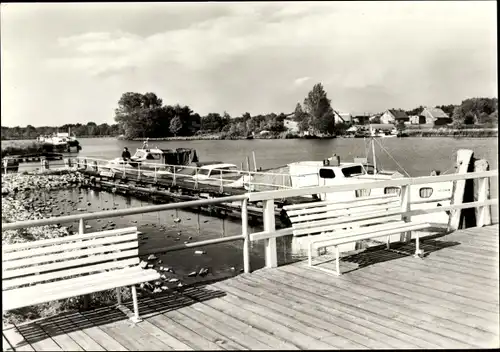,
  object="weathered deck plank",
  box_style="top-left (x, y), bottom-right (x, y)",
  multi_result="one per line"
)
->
top-left (257, 266), bottom-right (488, 348)
top-left (3, 224), bottom-right (499, 350)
